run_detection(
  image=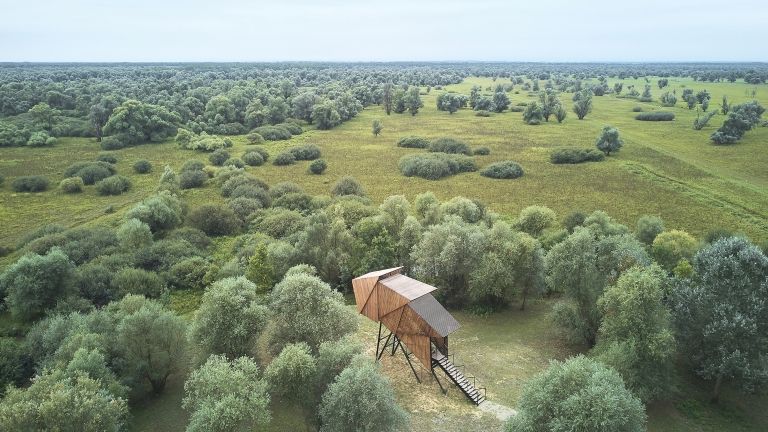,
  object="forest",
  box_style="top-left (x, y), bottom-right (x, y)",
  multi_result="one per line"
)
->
top-left (0, 62), bottom-right (767, 431)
